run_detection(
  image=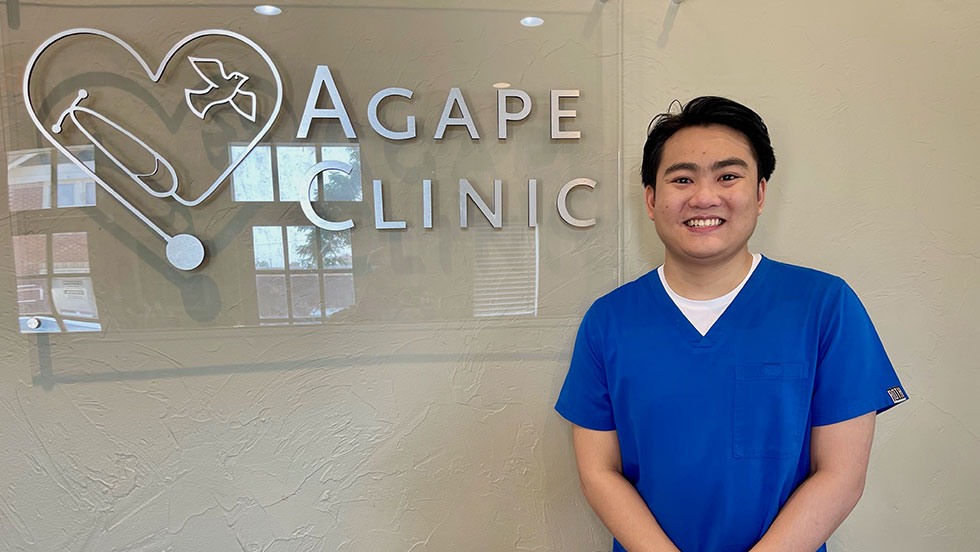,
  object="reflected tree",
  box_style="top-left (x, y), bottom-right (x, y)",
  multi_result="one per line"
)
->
top-left (294, 146), bottom-right (359, 269)
top-left (293, 227), bottom-right (352, 270)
